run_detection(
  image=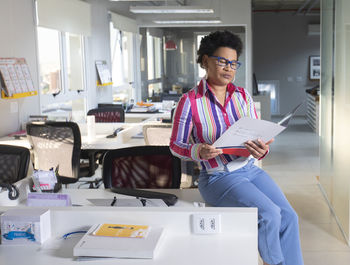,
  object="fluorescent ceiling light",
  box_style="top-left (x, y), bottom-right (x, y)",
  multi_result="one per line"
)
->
top-left (153, 20), bottom-right (222, 24)
top-left (130, 6), bottom-right (214, 14)
top-left (111, 0), bottom-right (166, 1)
